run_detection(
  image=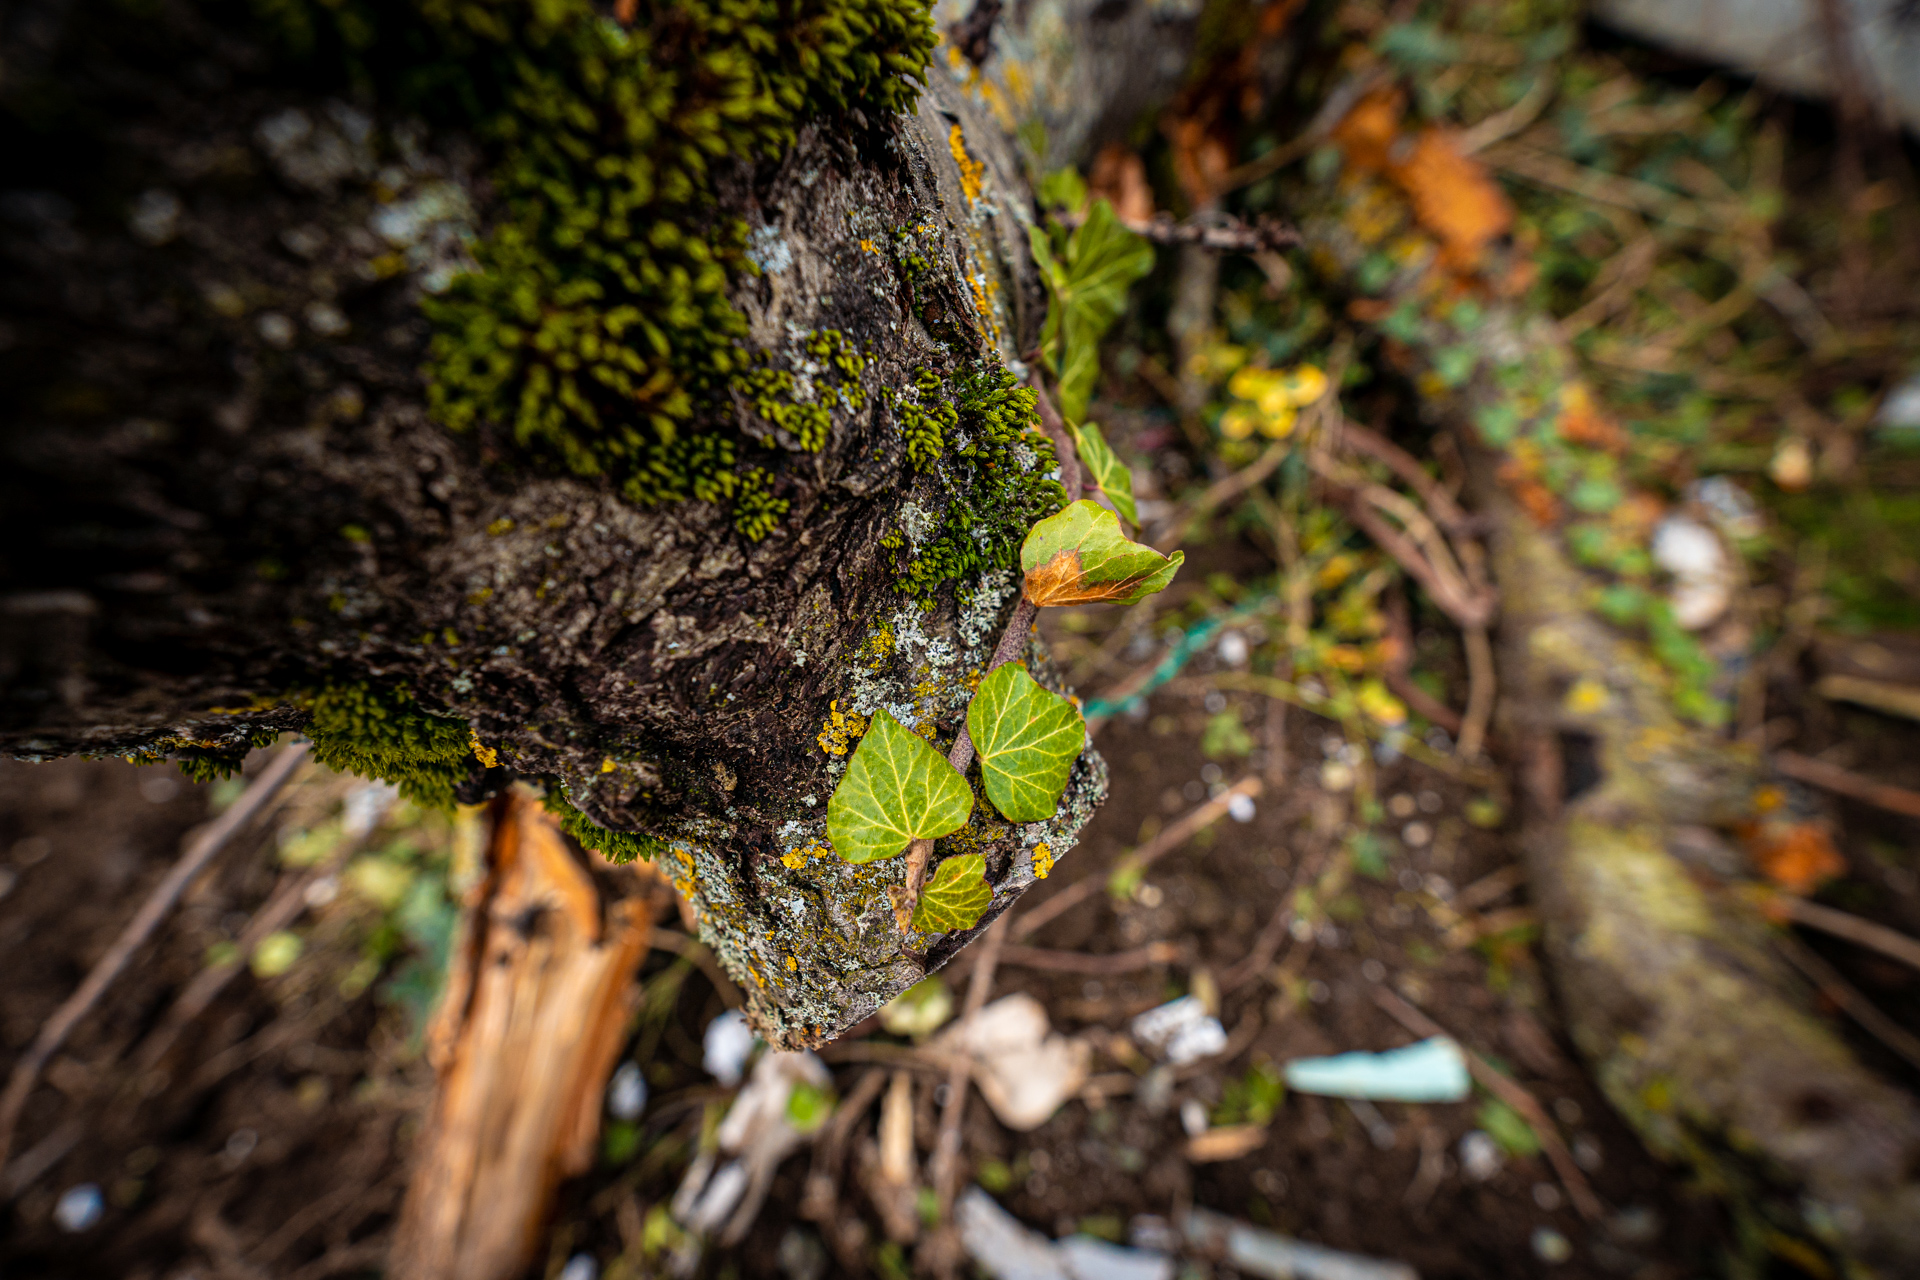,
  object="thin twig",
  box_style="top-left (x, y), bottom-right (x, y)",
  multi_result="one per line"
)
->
top-left (1774, 750), bottom-right (1920, 820)
top-left (1458, 625), bottom-right (1496, 762)
top-left (1202, 673), bottom-right (1502, 785)
top-left (1771, 934), bottom-right (1920, 1073)
top-left (1373, 986), bottom-right (1604, 1222)
top-left (1150, 438), bottom-right (1290, 554)
top-left (1011, 777), bottom-right (1262, 942)
top-left (997, 940), bottom-right (1182, 974)
top-left (0, 742), bottom-right (309, 1168)
top-left (1772, 895), bottom-right (1920, 974)
top-left (1053, 207), bottom-right (1300, 254)
top-left (1218, 67), bottom-right (1393, 194)
top-left (931, 914), bottom-right (1007, 1218)
top-left (1221, 845), bottom-right (1330, 991)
